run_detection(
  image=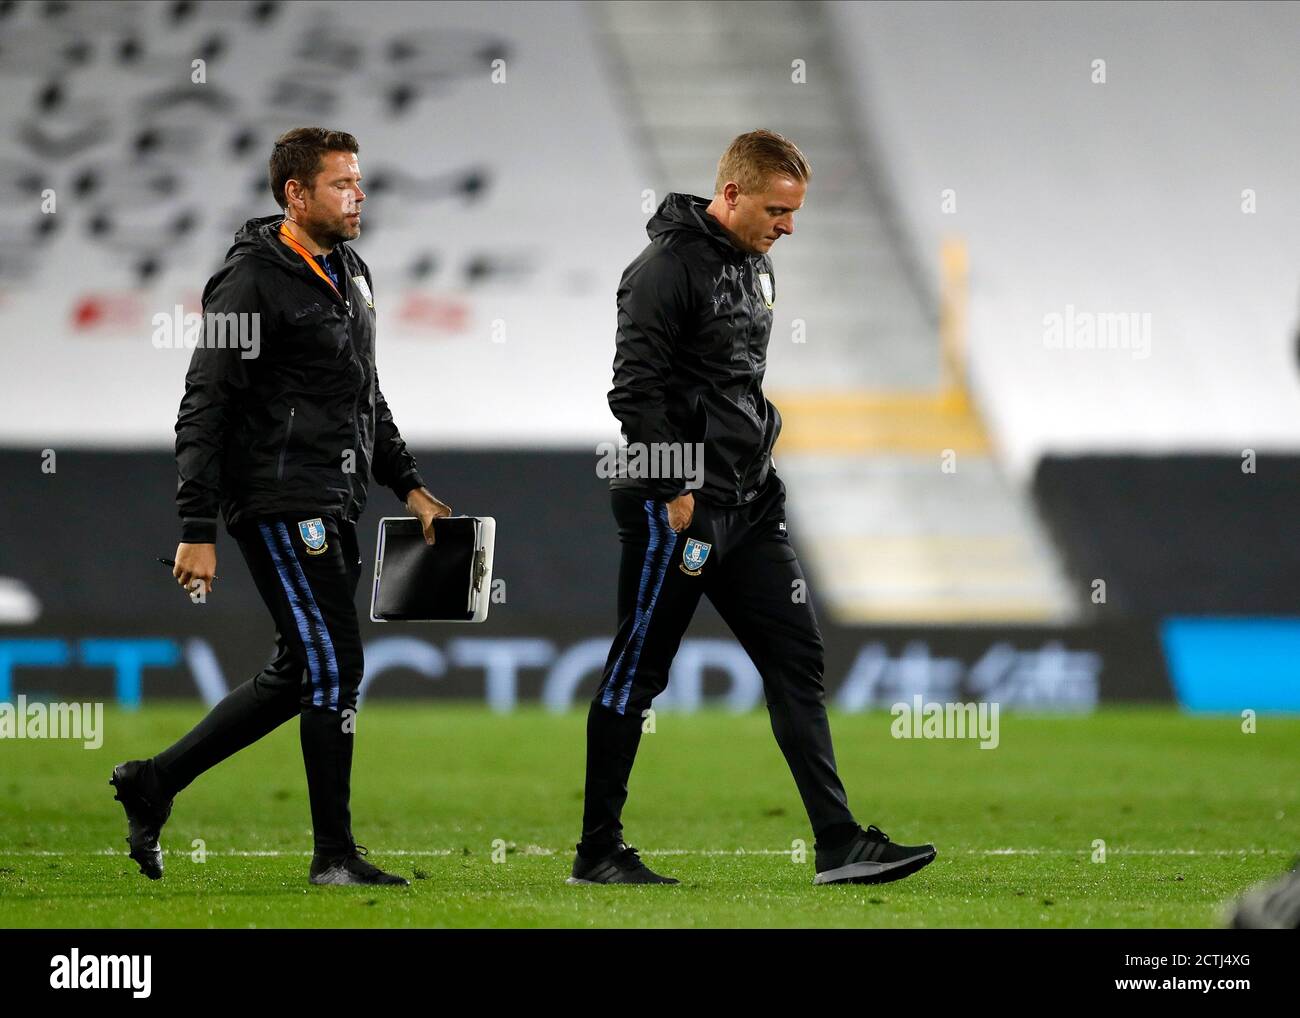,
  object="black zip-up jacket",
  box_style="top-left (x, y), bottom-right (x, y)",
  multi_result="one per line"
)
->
top-left (175, 215), bottom-right (425, 543)
top-left (608, 192), bottom-right (781, 505)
